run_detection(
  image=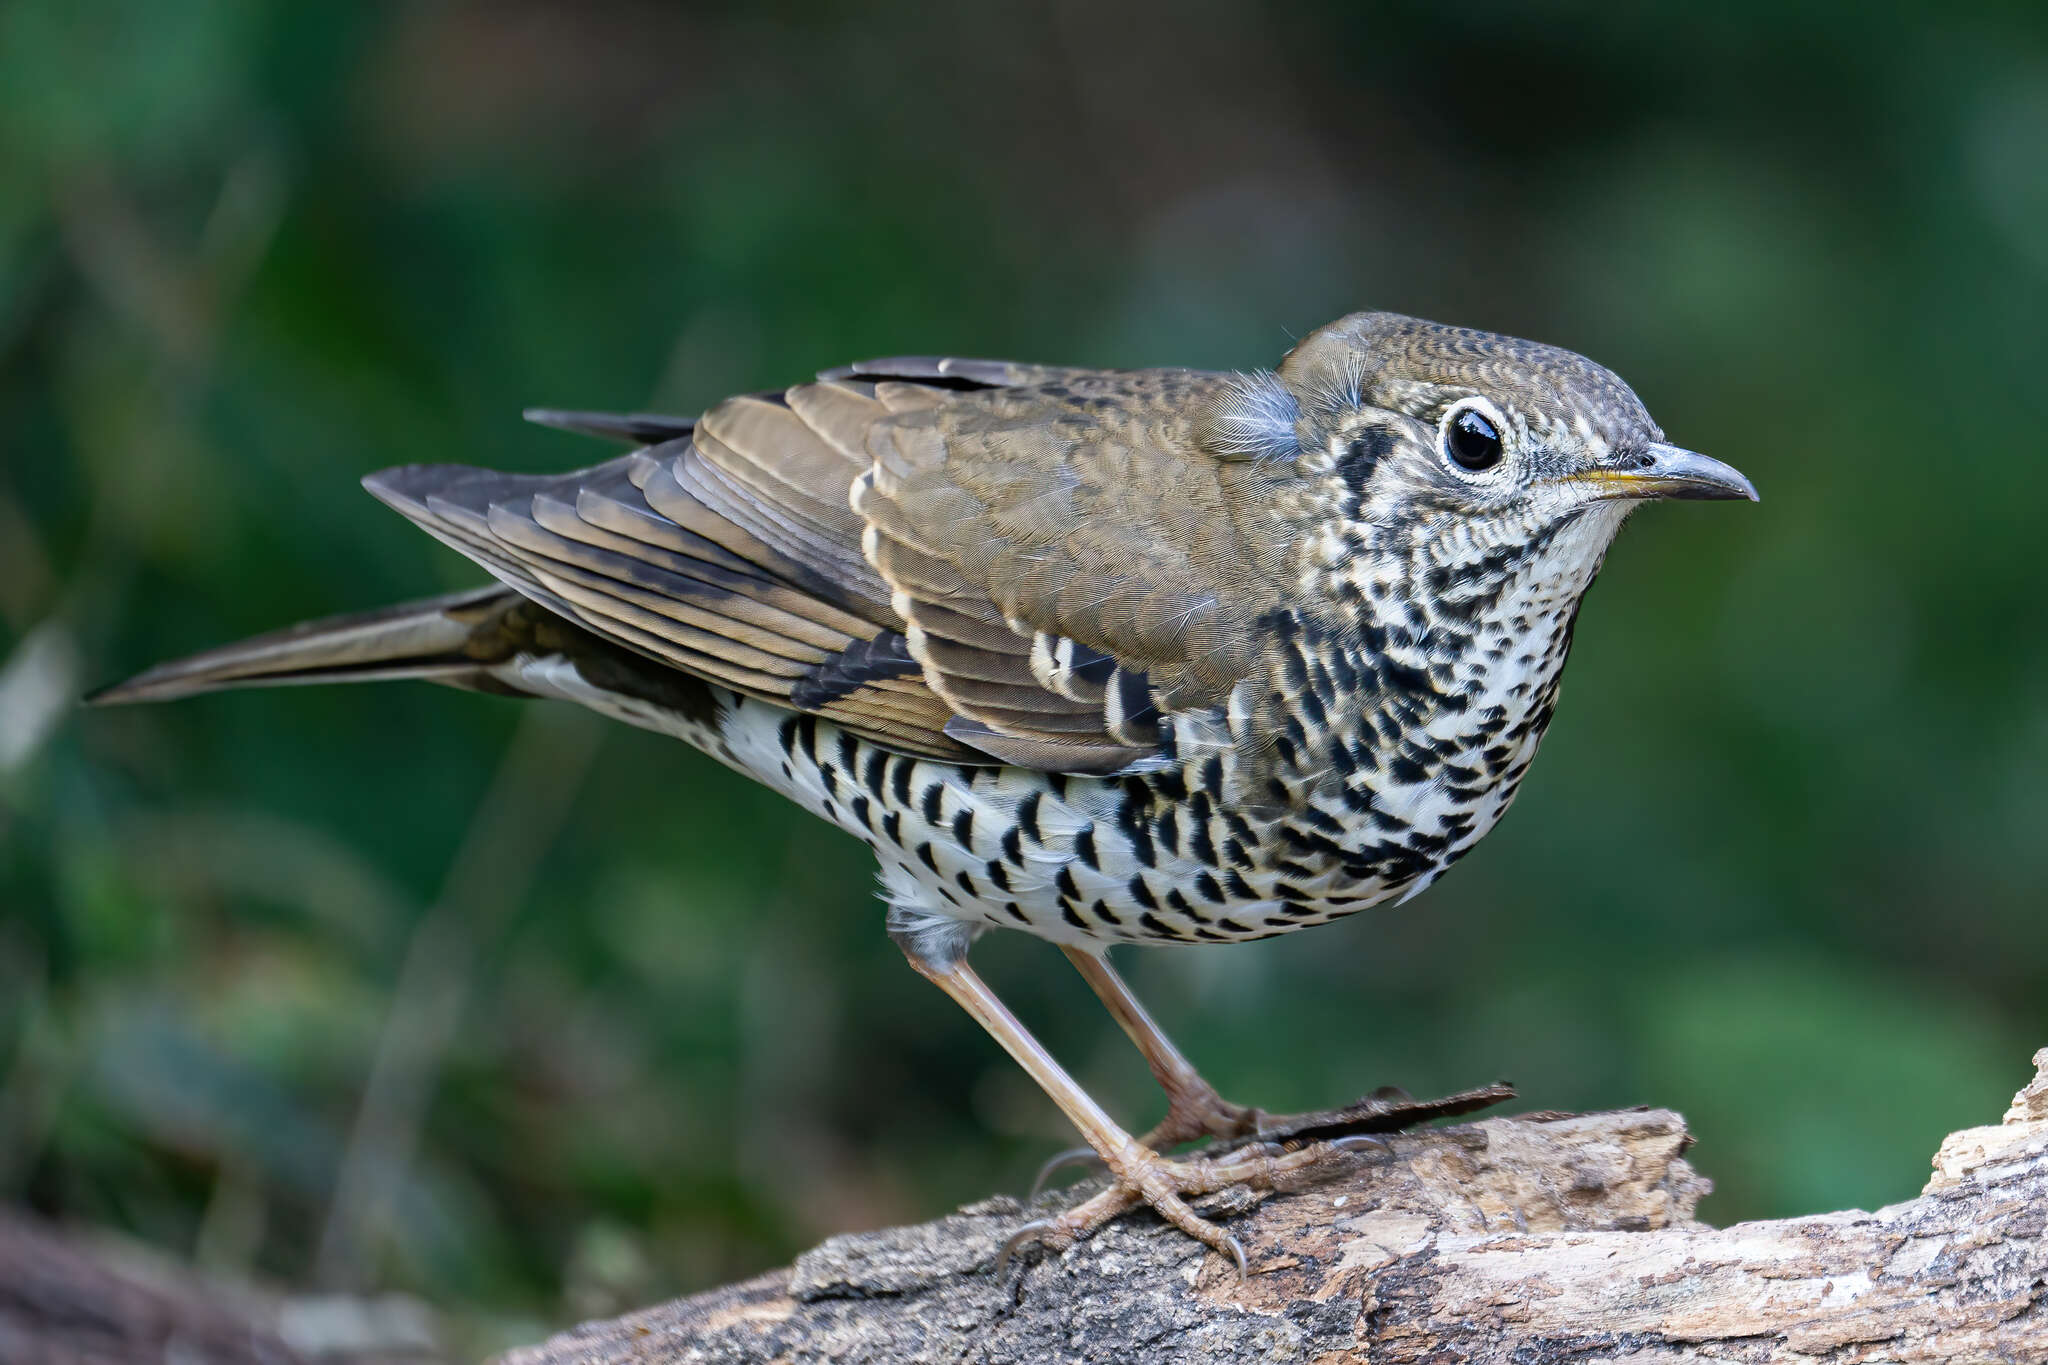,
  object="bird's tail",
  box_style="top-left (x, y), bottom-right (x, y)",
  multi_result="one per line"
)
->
top-left (86, 586), bottom-right (531, 705)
